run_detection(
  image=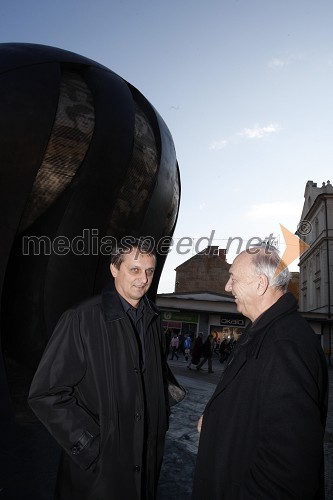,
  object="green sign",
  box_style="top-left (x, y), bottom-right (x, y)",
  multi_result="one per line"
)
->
top-left (162, 311), bottom-right (198, 323)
